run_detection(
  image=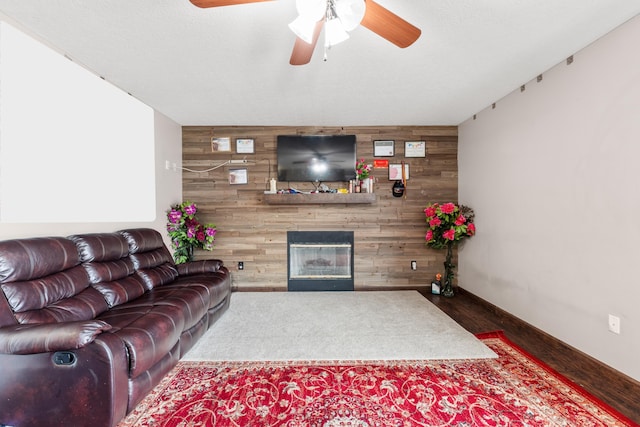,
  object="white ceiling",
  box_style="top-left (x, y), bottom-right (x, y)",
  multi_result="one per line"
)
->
top-left (0, 0), bottom-right (638, 126)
